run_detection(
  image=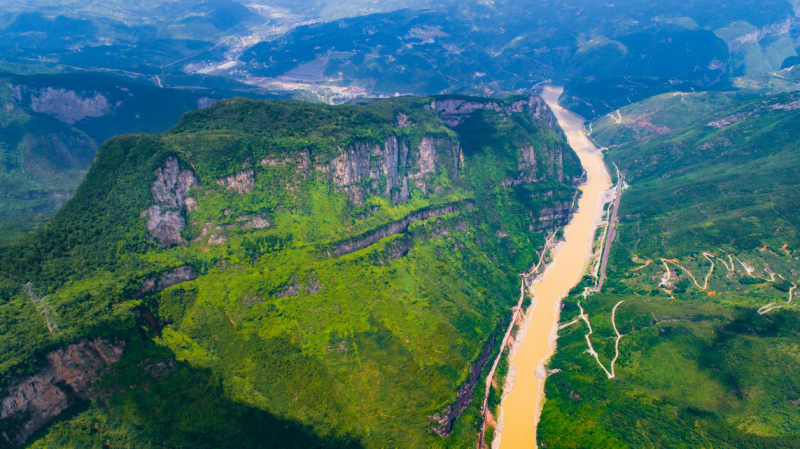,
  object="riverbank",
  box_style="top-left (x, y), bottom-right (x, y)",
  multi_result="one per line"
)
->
top-left (492, 86), bottom-right (612, 449)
